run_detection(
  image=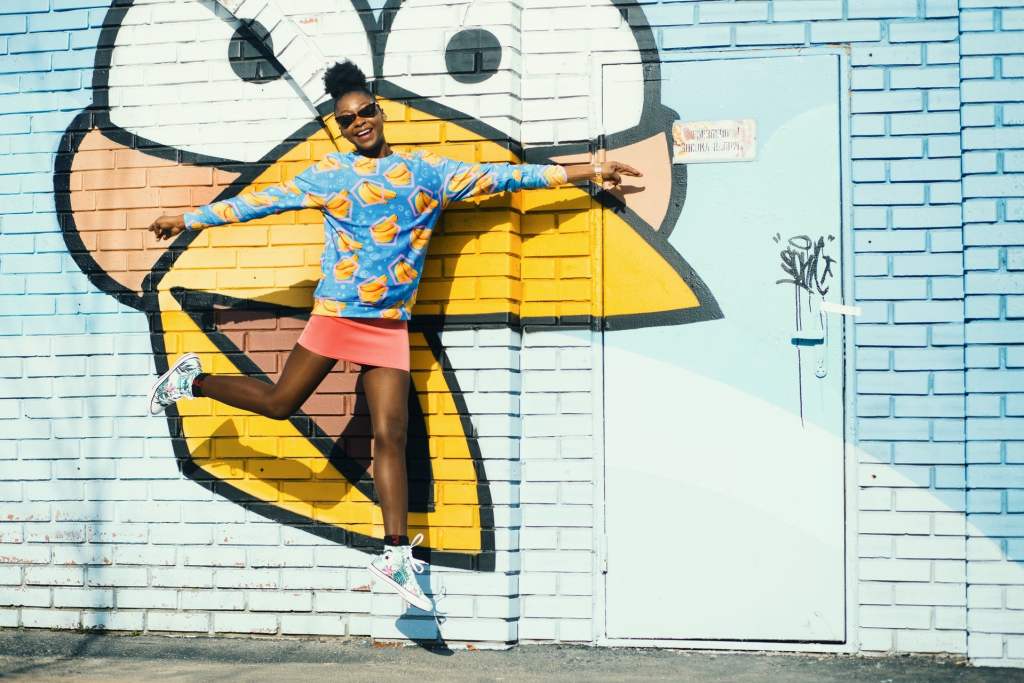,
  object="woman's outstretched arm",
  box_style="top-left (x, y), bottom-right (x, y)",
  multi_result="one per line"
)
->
top-left (148, 161), bottom-right (329, 242)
